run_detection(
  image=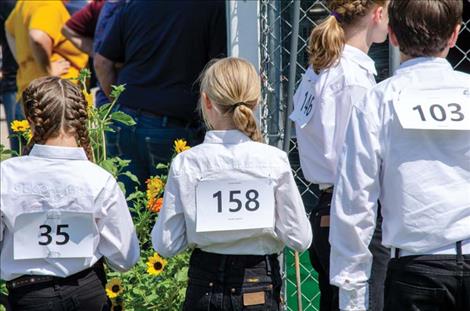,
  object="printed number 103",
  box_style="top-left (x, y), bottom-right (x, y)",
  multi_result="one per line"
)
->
top-left (412, 103), bottom-right (464, 122)
top-left (213, 190), bottom-right (260, 213)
